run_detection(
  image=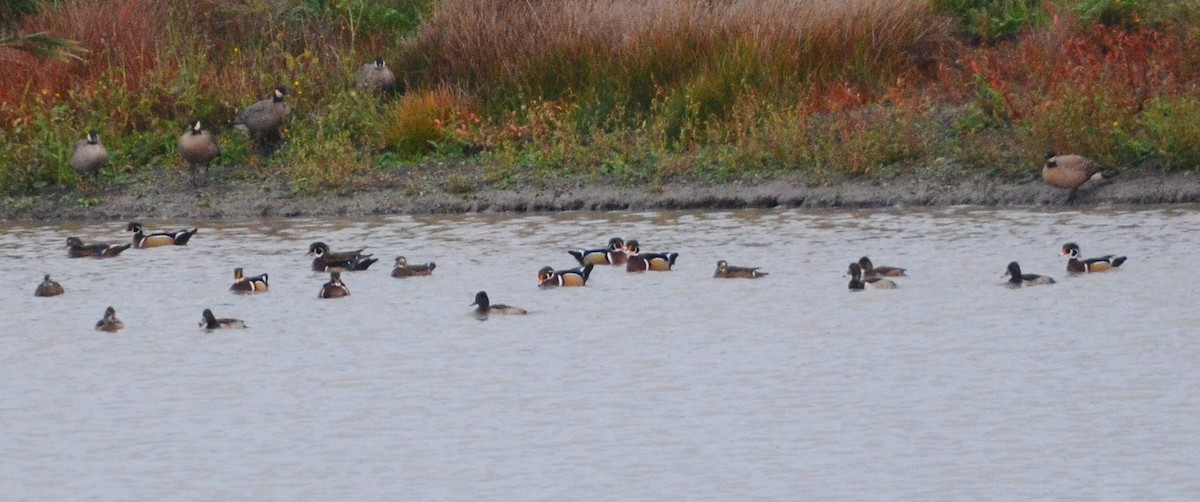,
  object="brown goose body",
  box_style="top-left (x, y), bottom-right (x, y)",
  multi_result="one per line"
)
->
top-left (178, 120), bottom-right (219, 184)
top-left (1042, 152), bottom-right (1118, 202)
top-left (234, 87), bottom-right (291, 139)
top-left (355, 57), bottom-right (397, 94)
top-left (71, 131), bottom-right (109, 179)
